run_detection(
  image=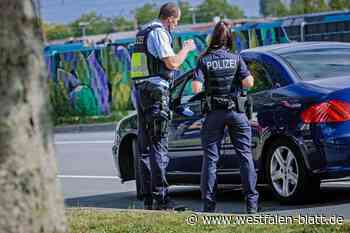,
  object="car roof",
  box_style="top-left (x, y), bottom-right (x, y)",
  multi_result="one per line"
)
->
top-left (241, 42), bottom-right (350, 55)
